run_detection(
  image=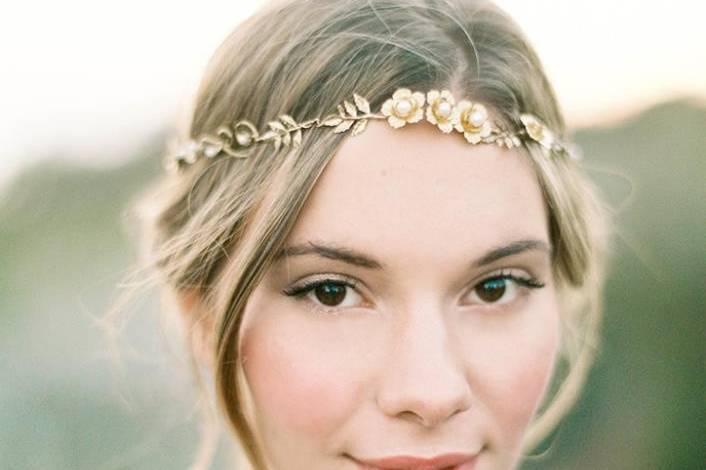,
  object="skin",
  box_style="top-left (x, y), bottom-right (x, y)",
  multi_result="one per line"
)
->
top-left (236, 119), bottom-right (561, 470)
